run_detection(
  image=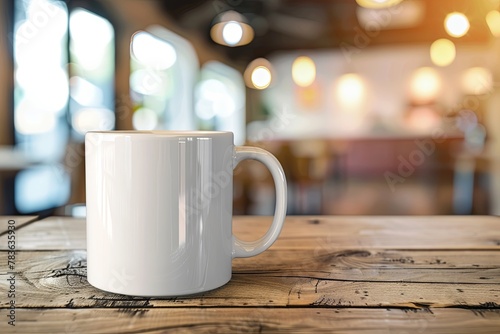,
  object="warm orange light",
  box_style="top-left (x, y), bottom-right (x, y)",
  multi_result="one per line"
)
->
top-left (336, 73), bottom-right (366, 109)
top-left (461, 67), bottom-right (493, 95)
top-left (292, 56), bottom-right (316, 87)
top-left (430, 39), bottom-right (455, 67)
top-left (409, 67), bottom-right (441, 104)
top-left (244, 58), bottom-right (273, 89)
top-left (297, 84), bottom-right (321, 109)
top-left (355, 0), bottom-right (403, 9)
top-left (210, 11), bottom-right (254, 47)
top-left (444, 12), bottom-right (470, 38)
top-left (251, 66), bottom-right (271, 89)
top-left (486, 10), bottom-right (500, 37)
